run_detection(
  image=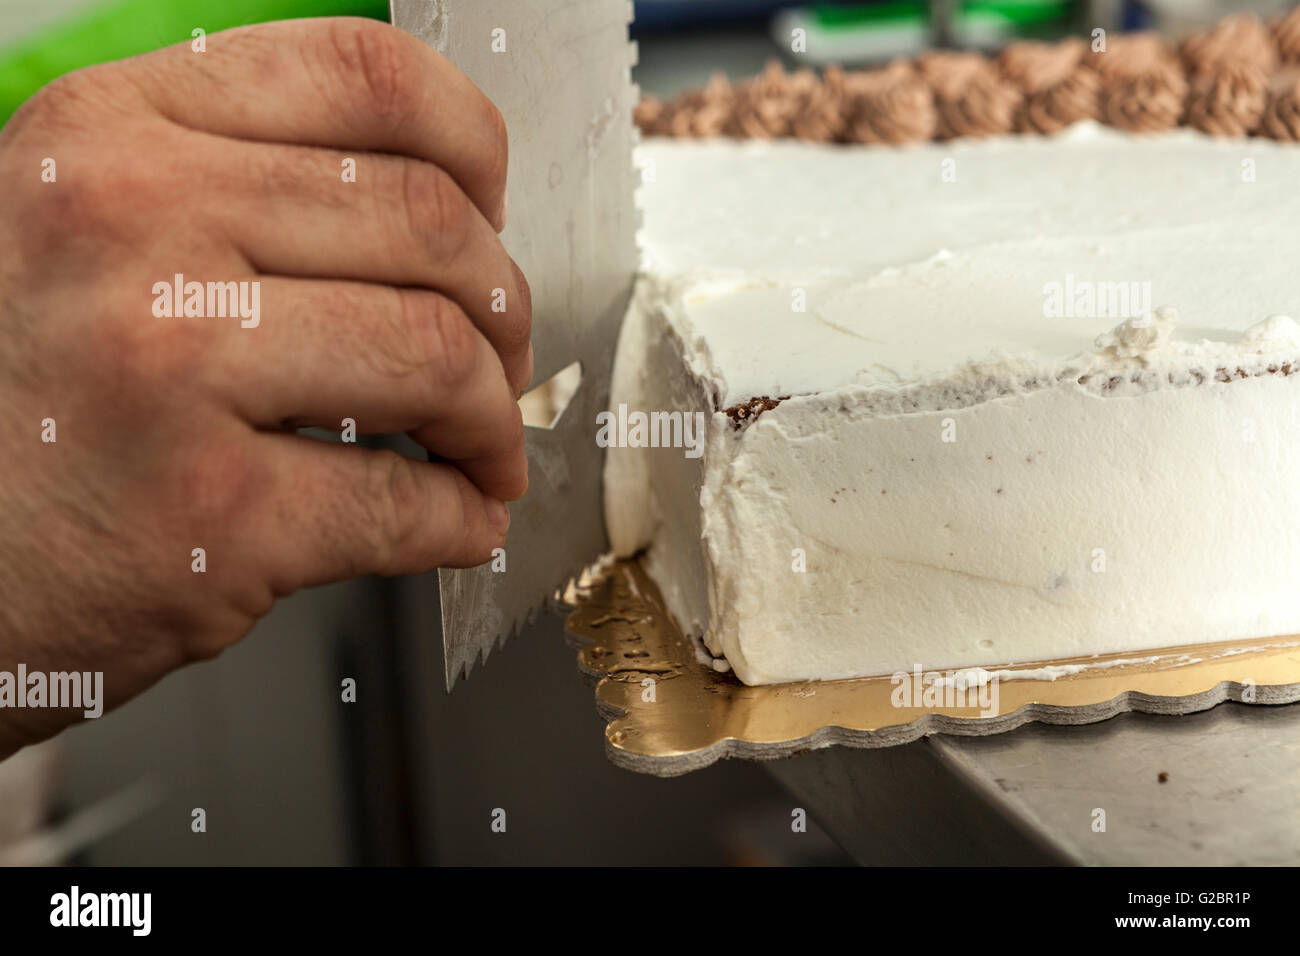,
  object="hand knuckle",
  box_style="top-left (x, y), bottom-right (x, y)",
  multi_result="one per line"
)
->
top-left (104, 304), bottom-right (210, 397)
top-left (449, 469), bottom-right (483, 559)
top-left (69, 173), bottom-right (136, 234)
top-left (427, 296), bottom-right (482, 391)
top-left (346, 287), bottom-right (411, 382)
top-left (360, 450), bottom-right (427, 568)
top-left (4, 77), bottom-right (162, 249)
top-left (16, 72), bottom-right (93, 131)
top-left (327, 19), bottom-right (415, 123)
top-left (402, 163), bottom-right (473, 264)
top-left (7, 63), bottom-right (141, 144)
top-left (402, 291), bottom-right (480, 393)
top-left (173, 441), bottom-right (262, 533)
top-left (35, 150), bottom-right (173, 247)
